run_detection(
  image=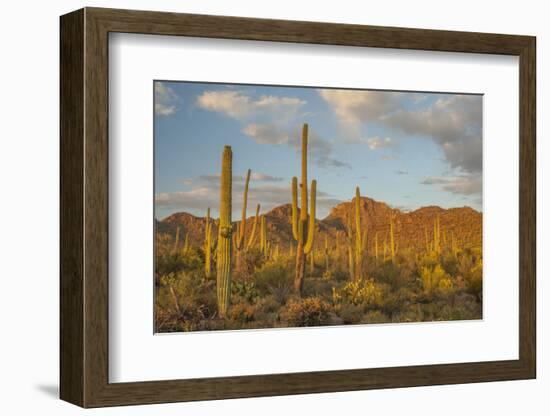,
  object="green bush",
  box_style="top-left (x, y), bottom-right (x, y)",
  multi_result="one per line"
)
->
top-left (281, 297), bottom-right (331, 327)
